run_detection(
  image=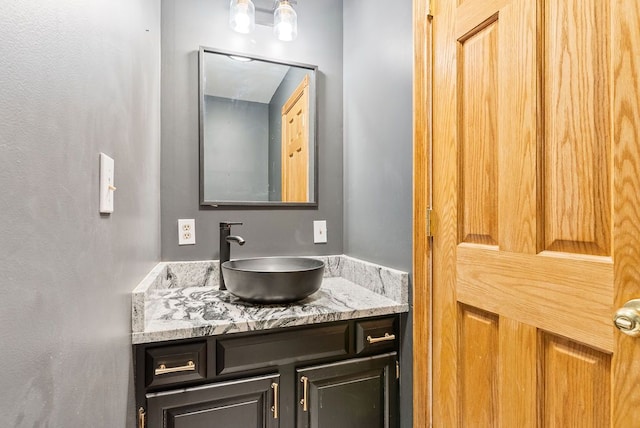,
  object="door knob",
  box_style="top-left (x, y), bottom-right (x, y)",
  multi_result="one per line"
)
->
top-left (613, 299), bottom-right (640, 337)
